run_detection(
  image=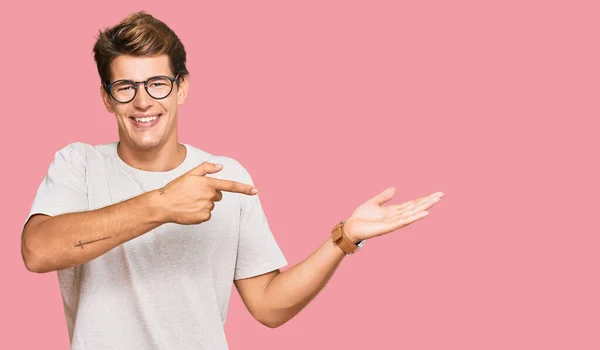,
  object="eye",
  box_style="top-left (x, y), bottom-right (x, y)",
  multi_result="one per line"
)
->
top-left (112, 81), bottom-right (135, 92)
